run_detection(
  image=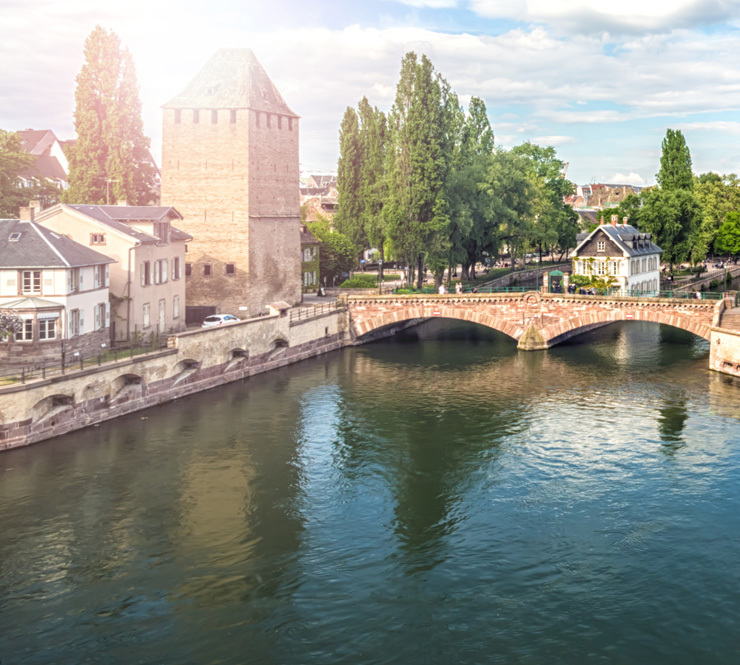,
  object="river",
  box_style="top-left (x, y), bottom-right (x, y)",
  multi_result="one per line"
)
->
top-left (1, 320), bottom-right (739, 664)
